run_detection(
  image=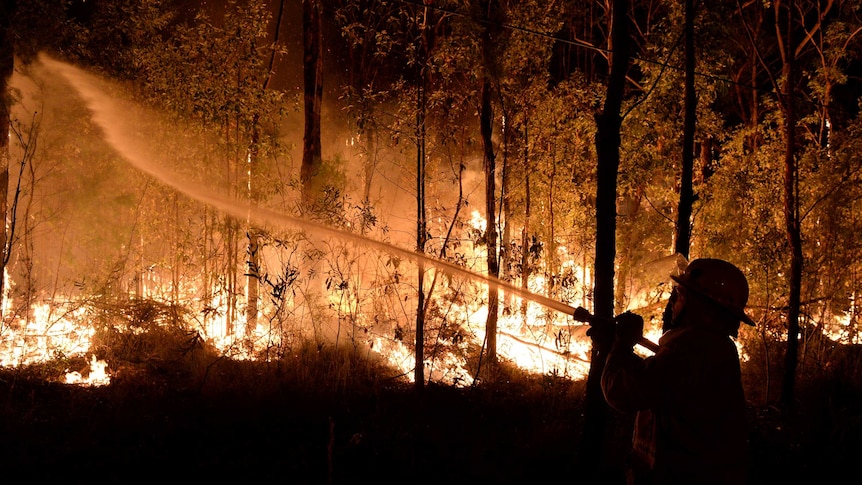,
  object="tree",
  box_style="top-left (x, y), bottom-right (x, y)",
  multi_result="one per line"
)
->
top-left (776, 0), bottom-right (804, 409)
top-left (412, 1), bottom-right (433, 390)
top-left (581, 0), bottom-right (632, 477)
top-left (246, 0), bottom-right (286, 340)
top-left (674, 0), bottom-right (696, 259)
top-left (301, 0), bottom-right (323, 205)
top-left (335, 0), bottom-right (405, 205)
top-left (733, 0), bottom-right (839, 408)
top-left (136, 0), bottom-right (282, 342)
top-left (0, 0), bottom-right (14, 315)
top-left (477, 0), bottom-right (502, 366)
